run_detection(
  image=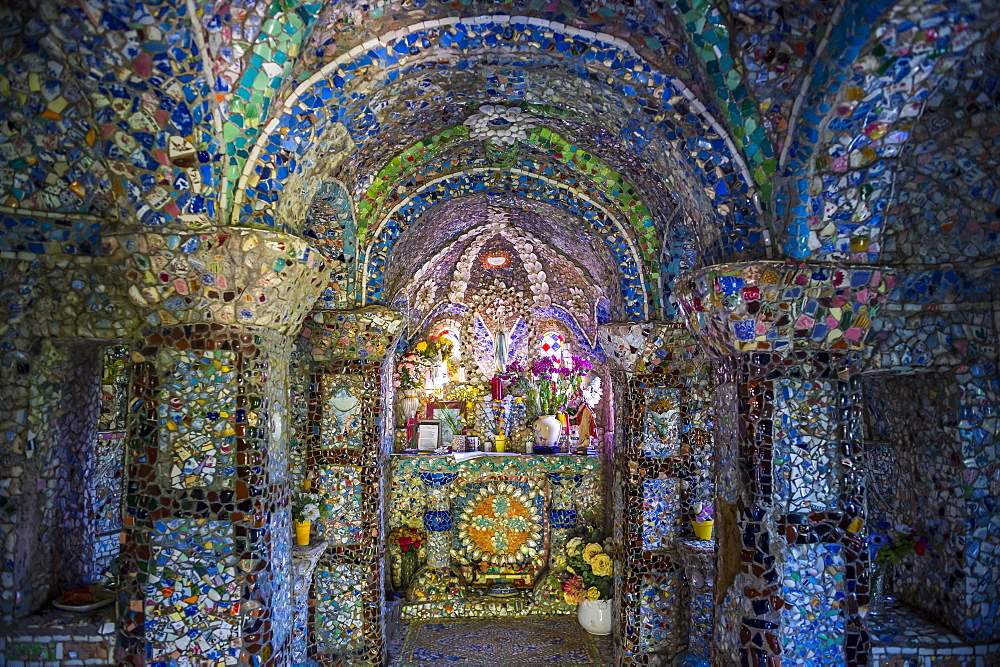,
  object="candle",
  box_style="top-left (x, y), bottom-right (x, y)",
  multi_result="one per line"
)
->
top-left (490, 376), bottom-right (504, 401)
